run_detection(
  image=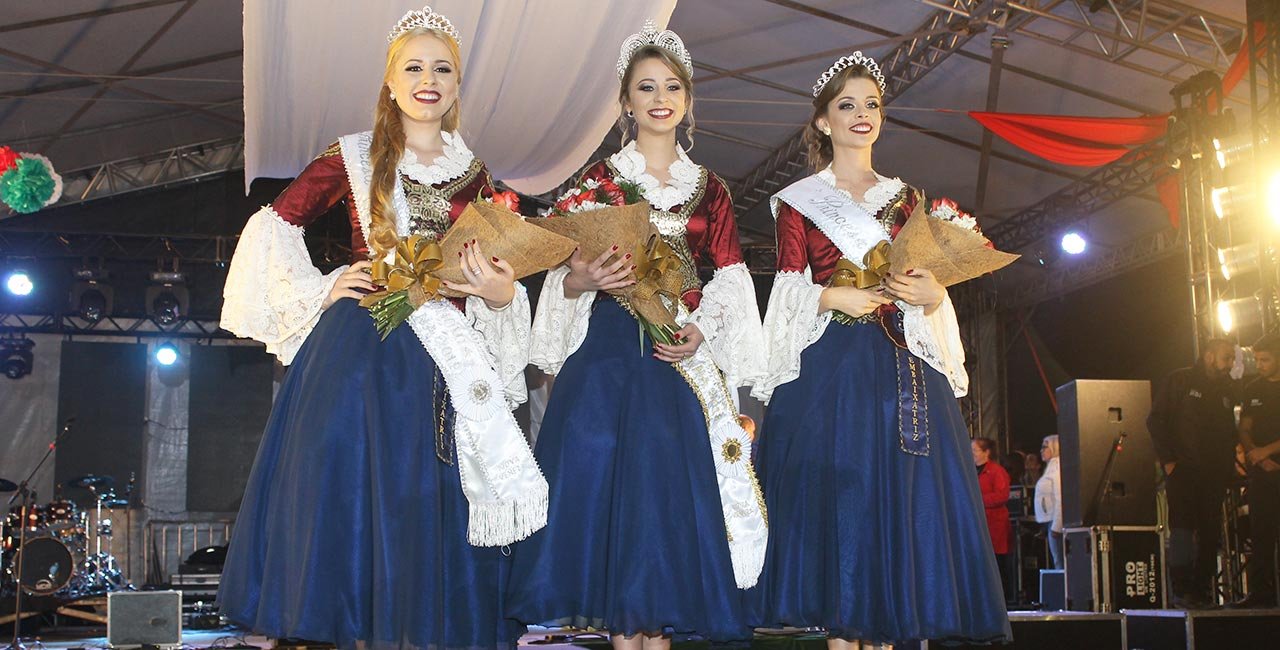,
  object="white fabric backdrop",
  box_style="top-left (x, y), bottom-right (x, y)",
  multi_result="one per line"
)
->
top-left (243, 0), bottom-right (677, 194)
